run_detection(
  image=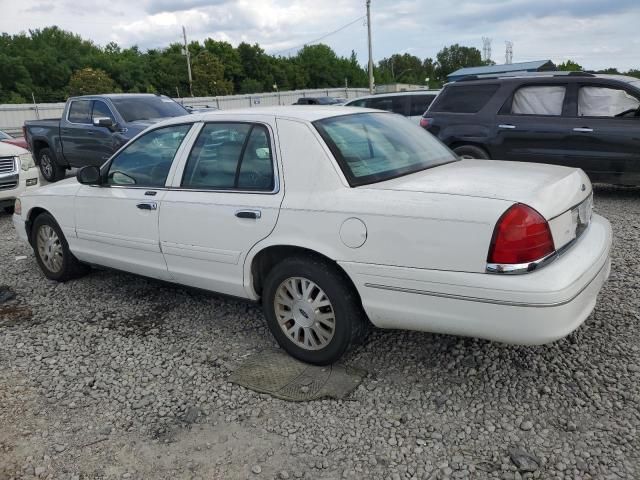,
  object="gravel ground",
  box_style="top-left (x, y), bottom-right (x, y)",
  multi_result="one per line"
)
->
top-left (0, 185), bottom-right (638, 480)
